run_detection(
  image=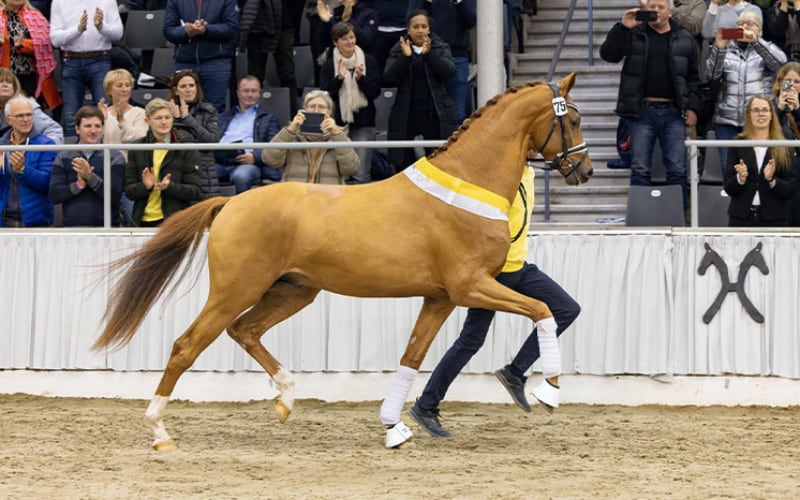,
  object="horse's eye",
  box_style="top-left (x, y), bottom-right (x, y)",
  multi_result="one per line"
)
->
top-left (571, 119), bottom-right (580, 127)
